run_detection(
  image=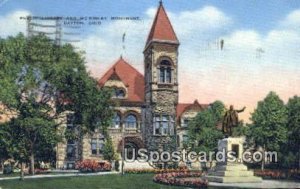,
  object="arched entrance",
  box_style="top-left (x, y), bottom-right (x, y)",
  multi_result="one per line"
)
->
top-left (118, 136), bottom-right (144, 160)
top-left (125, 142), bottom-right (138, 160)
